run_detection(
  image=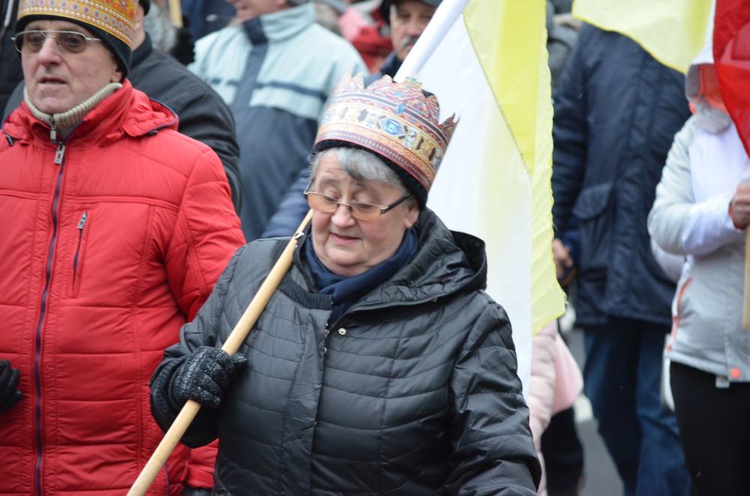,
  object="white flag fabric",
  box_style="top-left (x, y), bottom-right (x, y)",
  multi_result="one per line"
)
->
top-left (397, 0), bottom-right (566, 390)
